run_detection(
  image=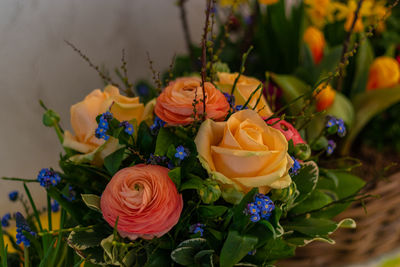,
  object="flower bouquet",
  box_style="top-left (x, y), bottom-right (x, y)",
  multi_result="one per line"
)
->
top-left (0, 2), bottom-right (367, 267)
